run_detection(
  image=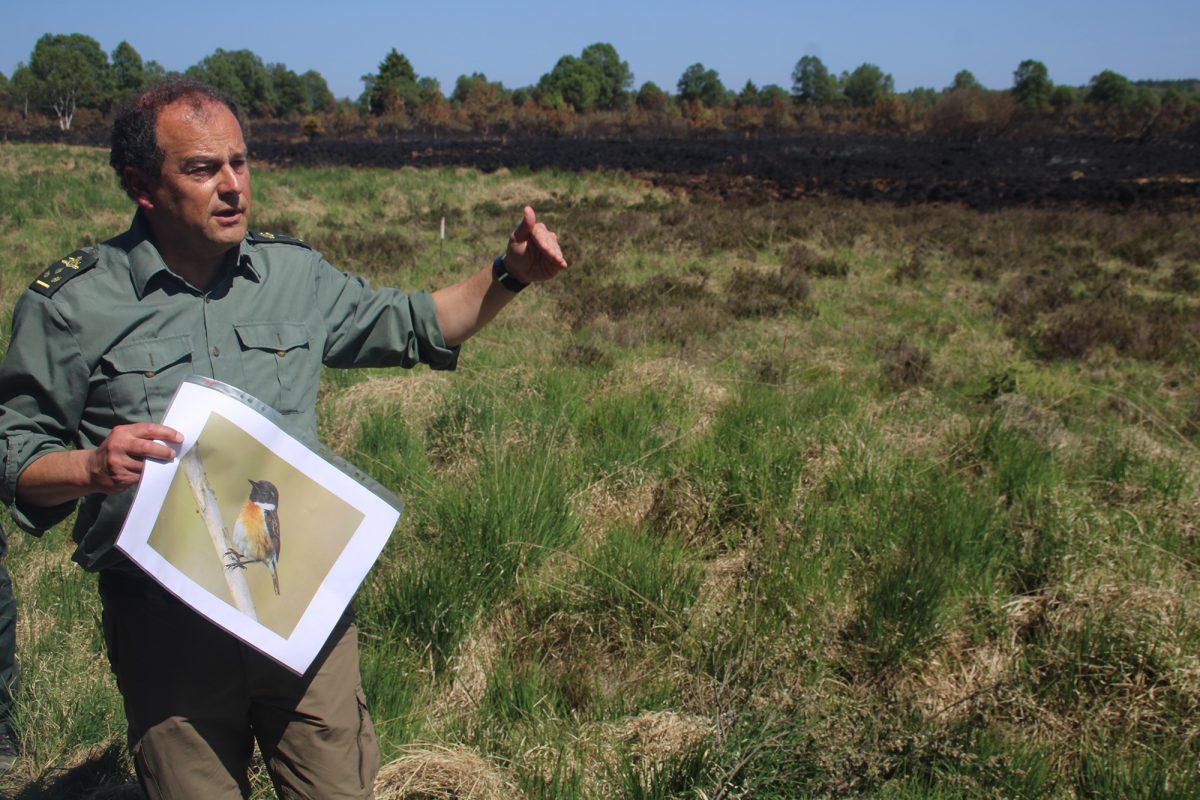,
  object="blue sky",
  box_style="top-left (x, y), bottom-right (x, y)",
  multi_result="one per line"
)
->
top-left (5, 1), bottom-right (1198, 101)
